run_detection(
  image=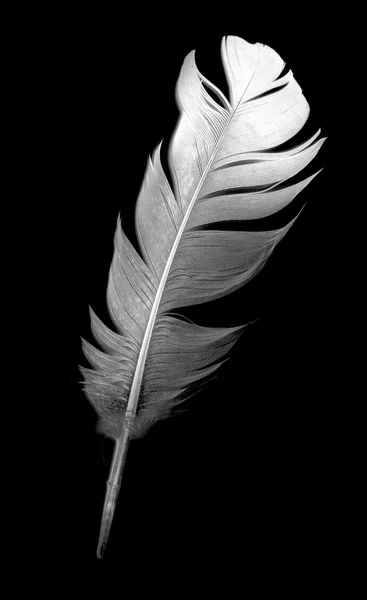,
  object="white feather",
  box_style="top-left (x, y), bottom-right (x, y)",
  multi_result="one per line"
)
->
top-left (80, 35), bottom-right (324, 557)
